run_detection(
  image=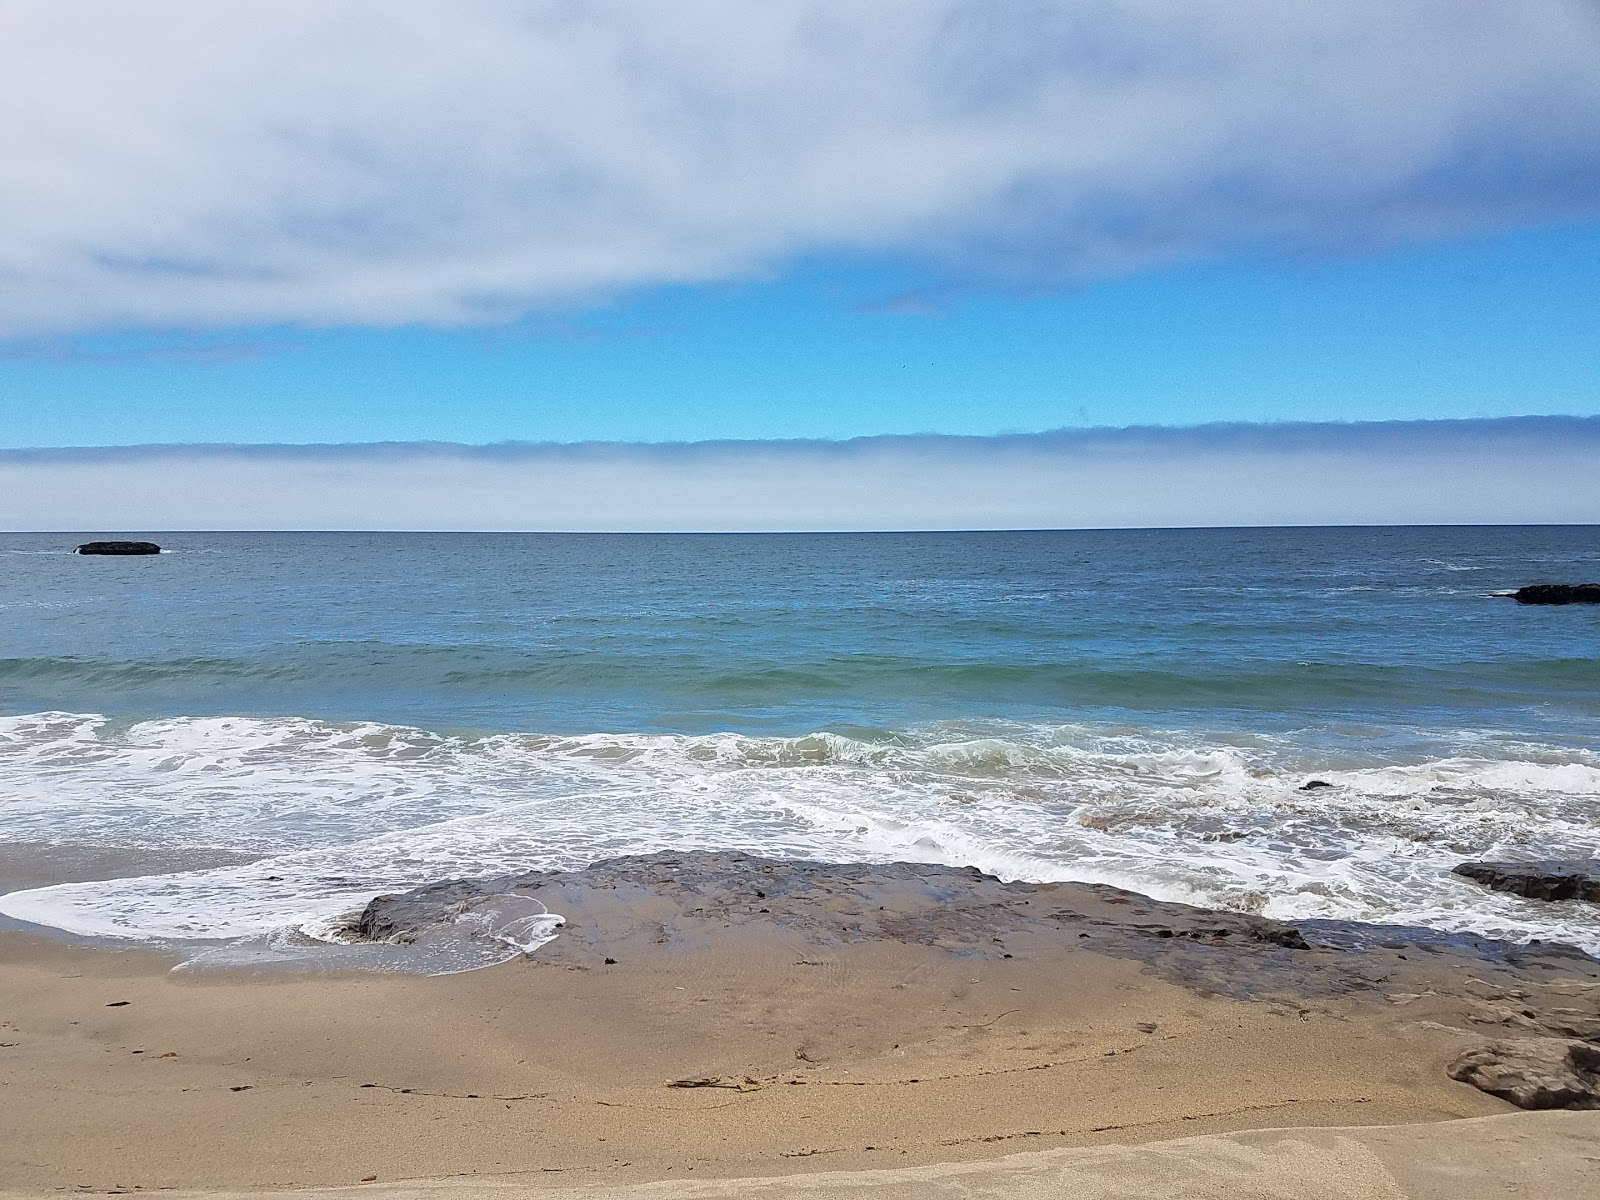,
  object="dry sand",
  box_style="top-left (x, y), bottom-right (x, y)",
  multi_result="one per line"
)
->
top-left (10, 1111), bottom-right (1591, 1199)
top-left (2, 852), bottom-right (1598, 1197)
